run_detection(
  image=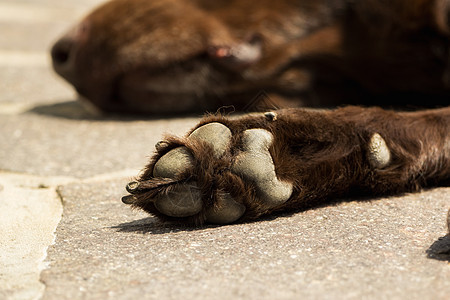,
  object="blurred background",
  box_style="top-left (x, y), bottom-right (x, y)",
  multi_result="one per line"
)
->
top-left (0, 0), bottom-right (106, 110)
